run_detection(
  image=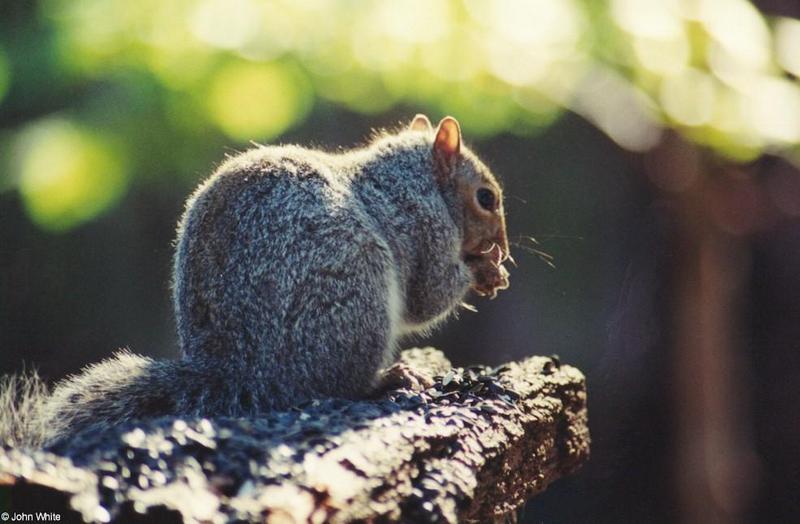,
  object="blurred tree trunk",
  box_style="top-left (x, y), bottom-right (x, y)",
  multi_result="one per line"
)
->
top-left (649, 135), bottom-right (760, 522)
